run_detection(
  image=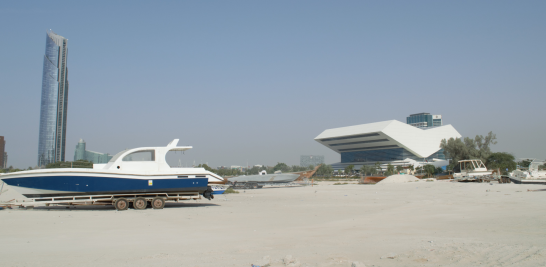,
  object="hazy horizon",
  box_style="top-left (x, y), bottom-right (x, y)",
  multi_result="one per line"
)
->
top-left (1, 1), bottom-right (545, 169)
